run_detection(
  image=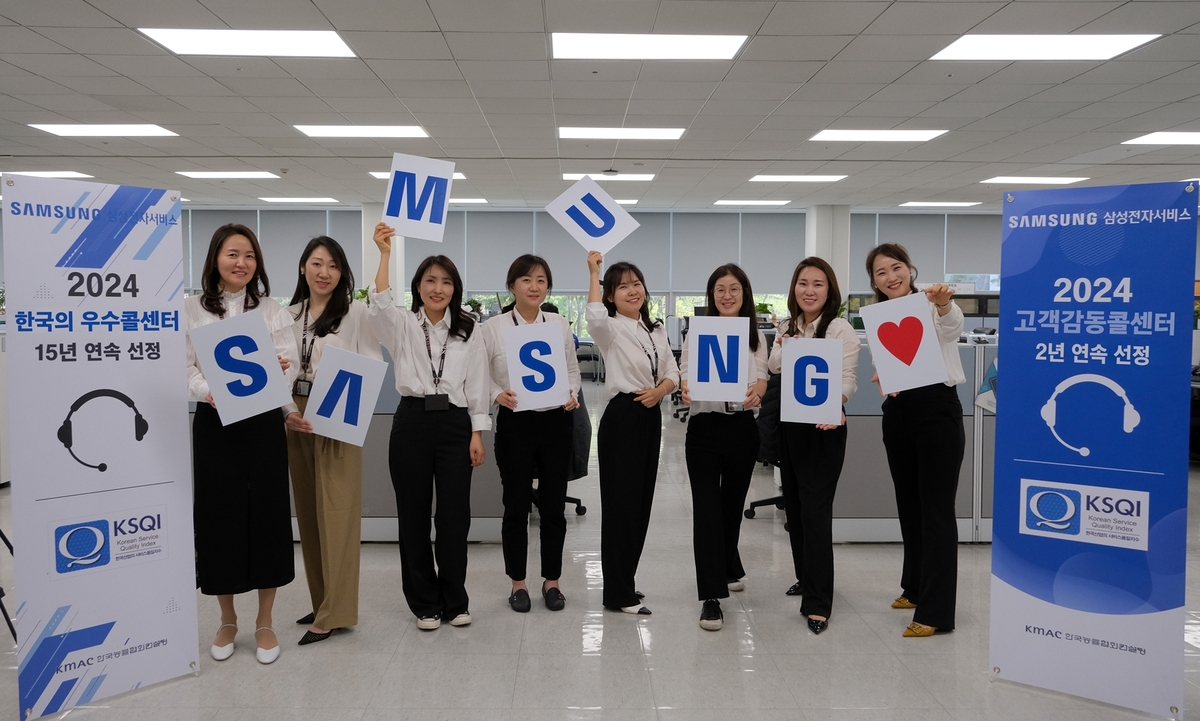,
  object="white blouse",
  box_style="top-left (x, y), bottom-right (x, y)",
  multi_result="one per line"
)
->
top-left (585, 302), bottom-right (680, 398)
top-left (480, 309), bottom-right (581, 410)
top-left (185, 288), bottom-right (299, 403)
top-left (768, 316), bottom-right (861, 404)
top-left (282, 300), bottom-right (383, 417)
top-left (367, 286), bottom-right (492, 432)
top-left (930, 299), bottom-right (966, 387)
top-left (678, 326), bottom-right (769, 416)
